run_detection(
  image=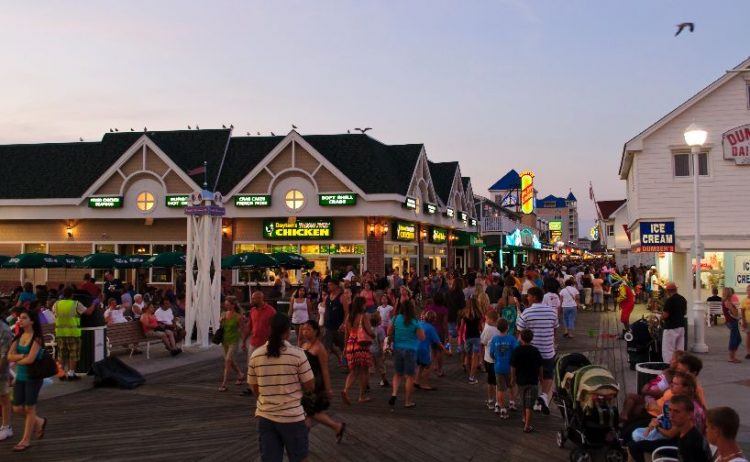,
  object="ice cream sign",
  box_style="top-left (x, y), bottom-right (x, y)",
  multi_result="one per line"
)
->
top-left (734, 255), bottom-right (750, 289)
top-left (722, 124), bottom-right (750, 165)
